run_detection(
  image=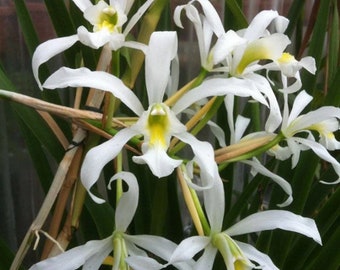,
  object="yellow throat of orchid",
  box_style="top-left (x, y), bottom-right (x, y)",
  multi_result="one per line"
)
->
top-left (96, 6), bottom-right (119, 33)
top-left (278, 52), bottom-right (295, 64)
top-left (147, 104), bottom-right (170, 148)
